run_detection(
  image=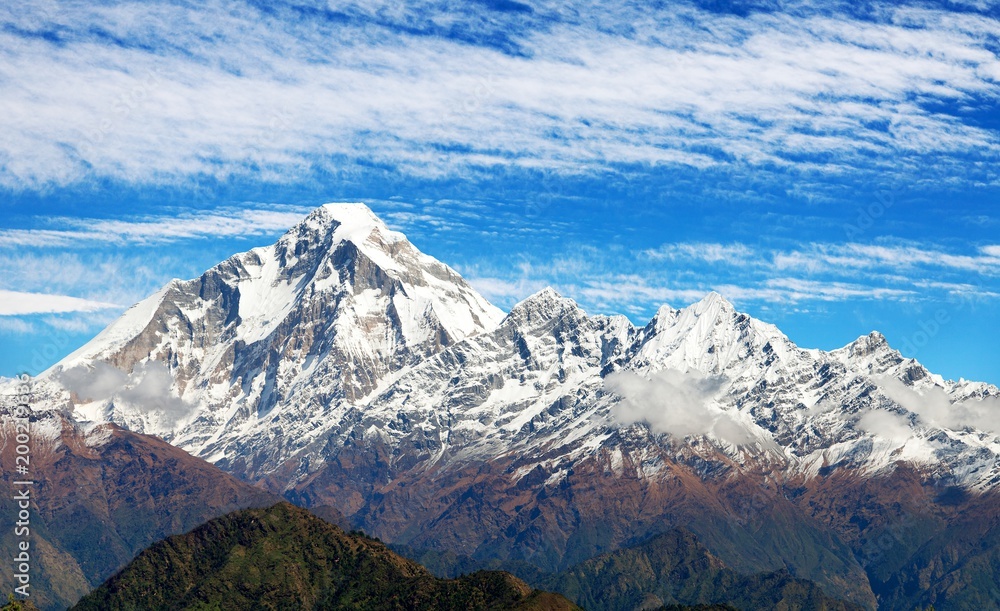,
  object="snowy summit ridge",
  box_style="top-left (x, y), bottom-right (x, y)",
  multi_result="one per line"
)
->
top-left (34, 203), bottom-right (1000, 492)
